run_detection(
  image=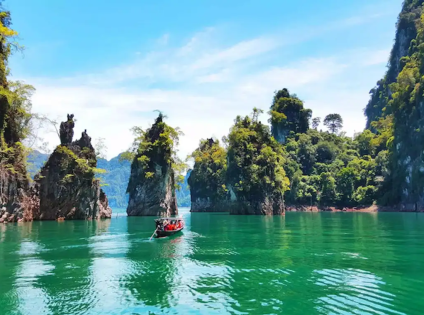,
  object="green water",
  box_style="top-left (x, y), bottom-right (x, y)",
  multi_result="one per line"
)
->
top-left (0, 209), bottom-right (423, 315)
